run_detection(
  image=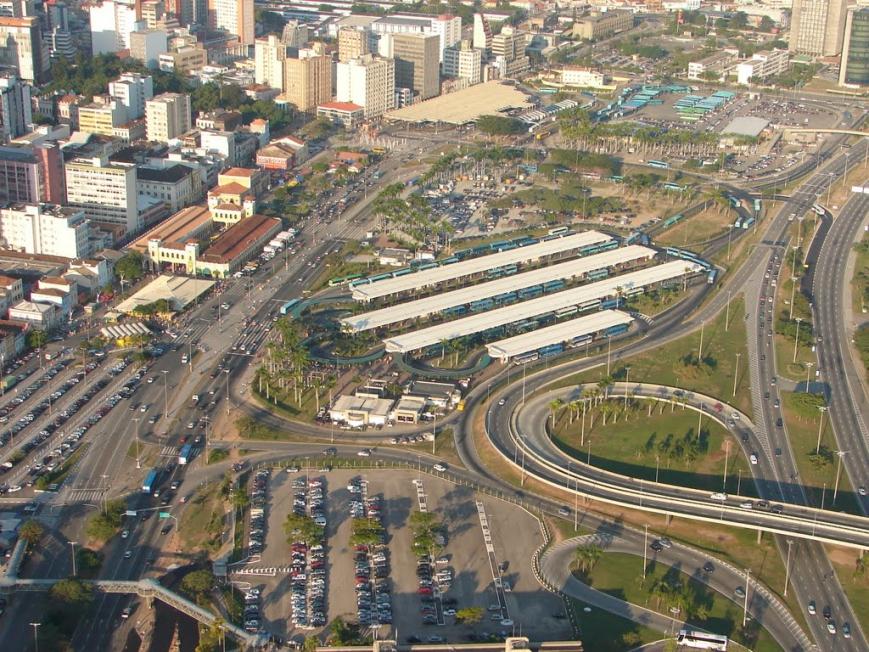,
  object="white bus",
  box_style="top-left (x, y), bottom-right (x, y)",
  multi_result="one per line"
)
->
top-left (676, 629), bottom-right (728, 650)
